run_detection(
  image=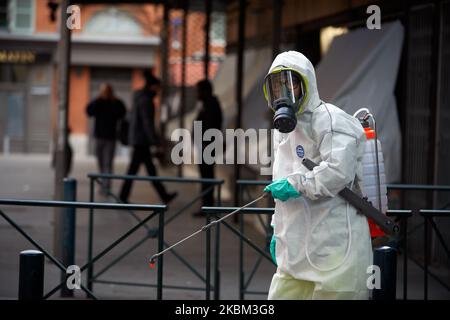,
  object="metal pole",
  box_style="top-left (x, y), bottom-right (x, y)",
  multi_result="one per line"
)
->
top-left (214, 184), bottom-right (221, 300)
top-left (206, 213), bottom-right (211, 300)
top-left (178, 0), bottom-right (189, 177)
top-left (430, 0), bottom-right (443, 208)
top-left (87, 177), bottom-right (95, 295)
top-left (424, 214), bottom-right (428, 300)
top-left (239, 210), bottom-right (245, 300)
top-left (429, 0), bottom-right (443, 268)
top-left (160, 1), bottom-right (171, 145)
top-left (372, 246), bottom-right (397, 300)
top-left (402, 217), bottom-right (408, 300)
top-left (19, 250), bottom-right (44, 300)
top-left (157, 209), bottom-right (164, 300)
top-left (160, 1), bottom-right (171, 149)
top-left (233, 0), bottom-right (246, 208)
top-left (61, 178), bottom-right (76, 297)
top-left (272, 0), bottom-right (281, 60)
top-left (238, 185), bottom-right (244, 300)
top-left (399, 0), bottom-right (410, 211)
top-left (204, 0), bottom-right (212, 79)
top-left (53, 0), bottom-right (72, 262)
